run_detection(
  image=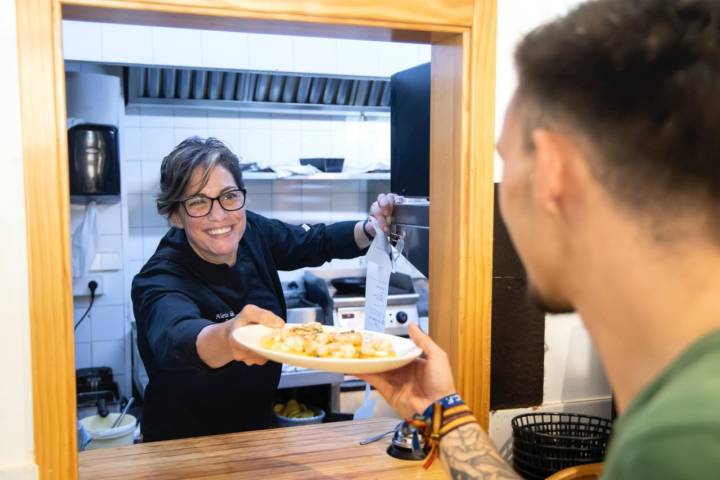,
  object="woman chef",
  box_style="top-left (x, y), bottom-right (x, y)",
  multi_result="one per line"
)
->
top-left (132, 137), bottom-right (397, 441)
